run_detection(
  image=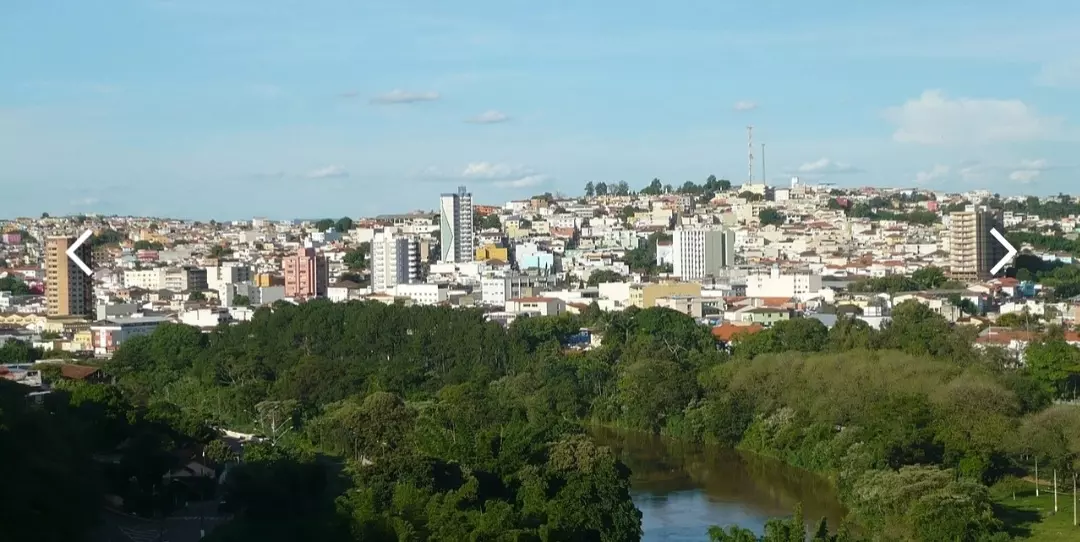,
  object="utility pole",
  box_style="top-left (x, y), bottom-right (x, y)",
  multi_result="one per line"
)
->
top-left (1035, 456), bottom-right (1040, 497)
